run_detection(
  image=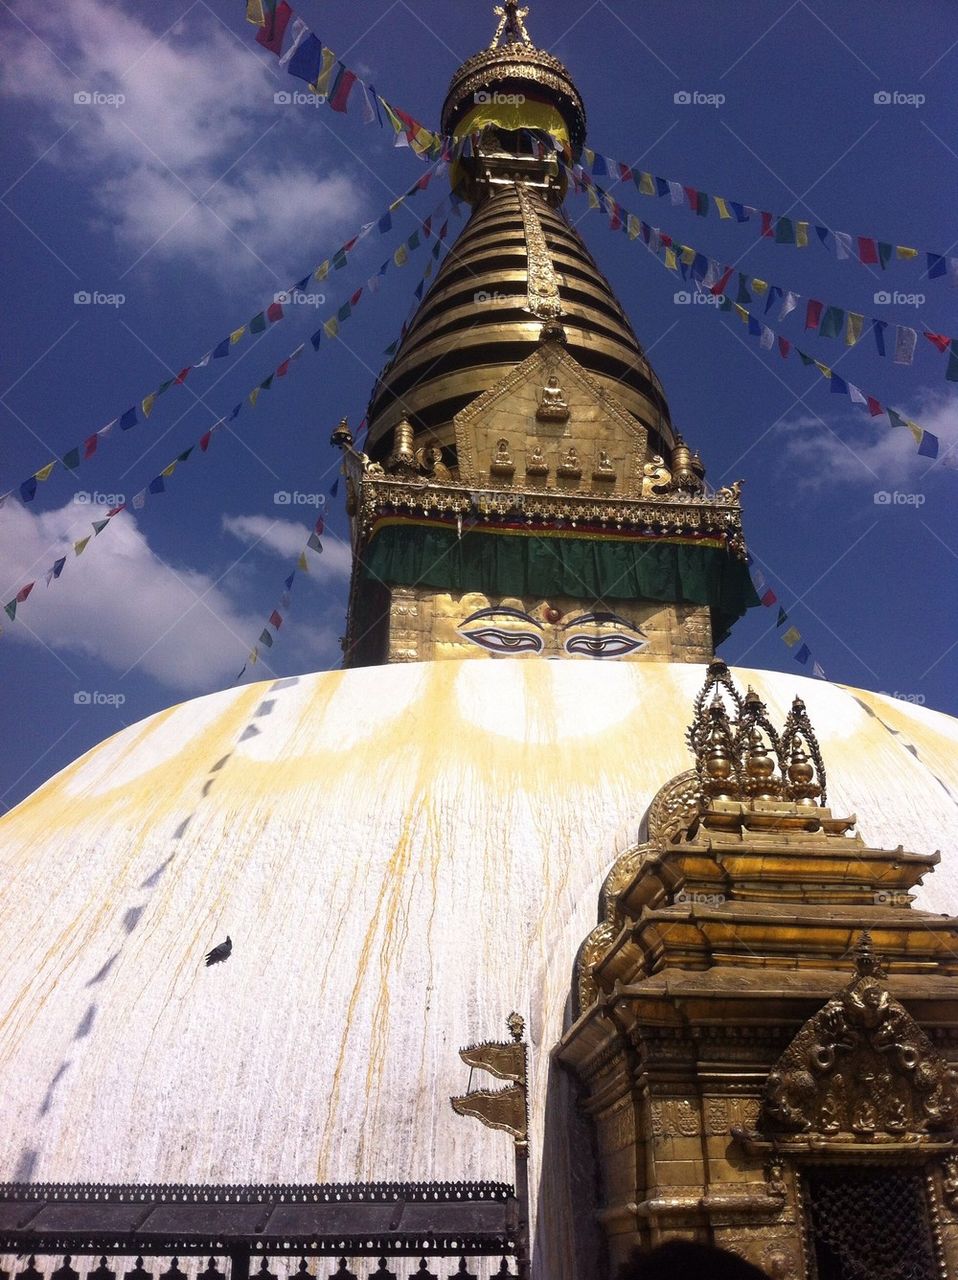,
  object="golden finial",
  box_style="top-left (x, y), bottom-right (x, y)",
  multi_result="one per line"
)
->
top-left (330, 416), bottom-right (352, 449)
top-left (491, 0), bottom-right (532, 47)
top-left (737, 686), bottom-right (783, 801)
top-left (507, 1010), bottom-right (525, 1042)
top-left (781, 695), bottom-right (826, 805)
